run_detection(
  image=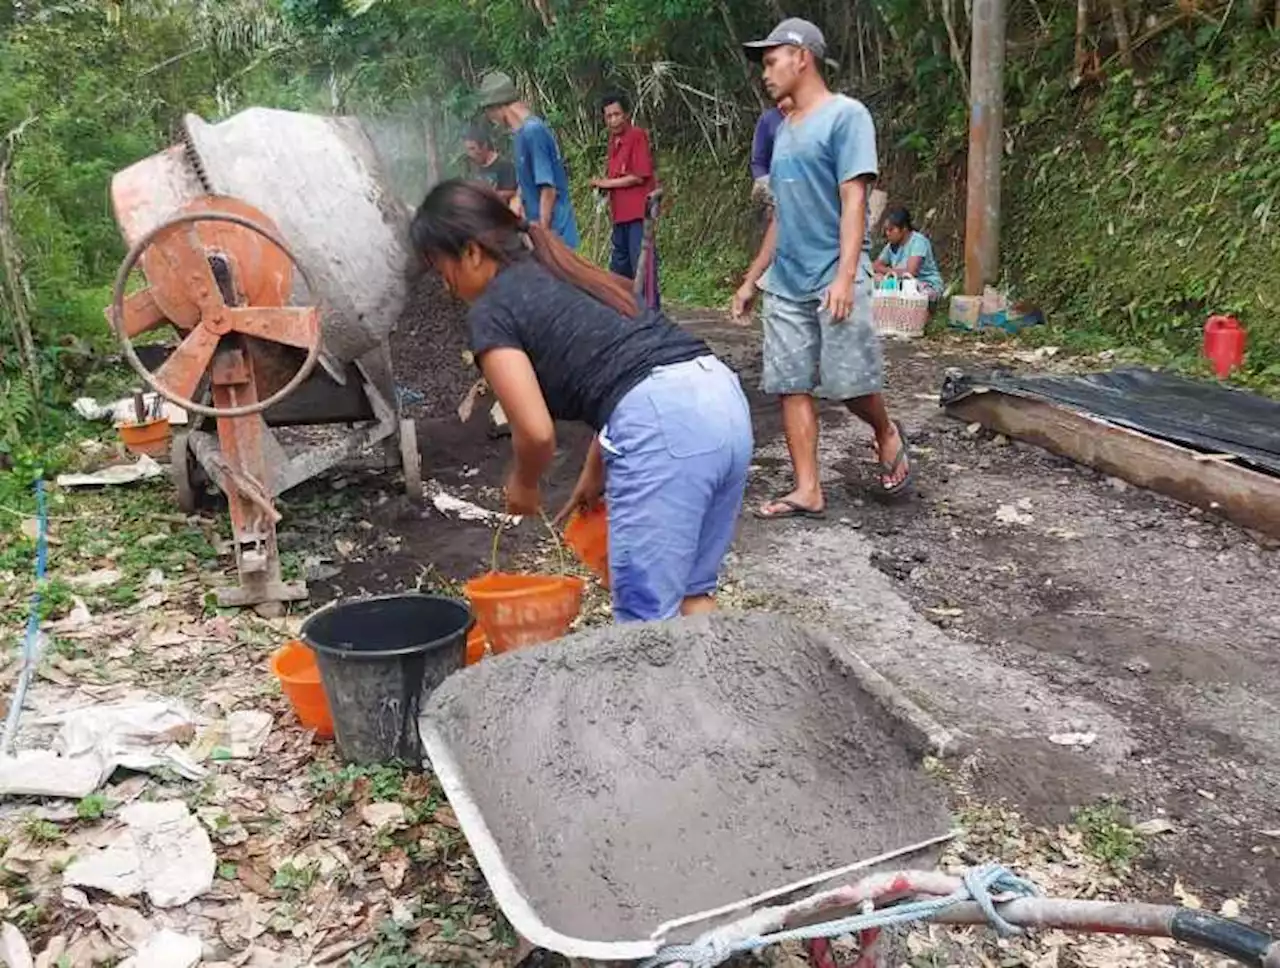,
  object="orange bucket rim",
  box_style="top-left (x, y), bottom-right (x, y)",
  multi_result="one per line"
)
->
top-left (465, 572), bottom-right (572, 600)
top-left (270, 641), bottom-right (321, 681)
